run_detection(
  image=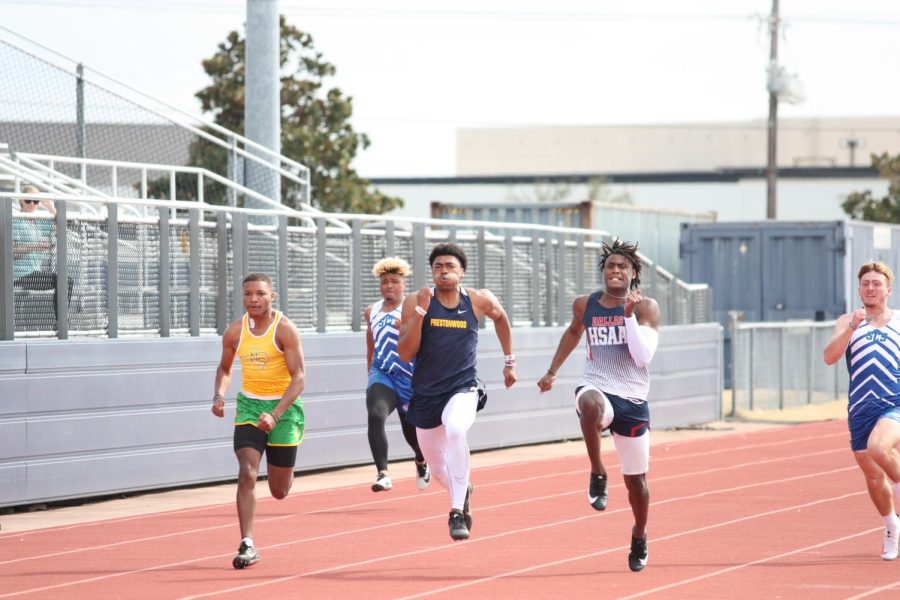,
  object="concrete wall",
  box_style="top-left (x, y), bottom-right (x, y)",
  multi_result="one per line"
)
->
top-left (0, 323), bottom-right (721, 507)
